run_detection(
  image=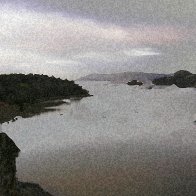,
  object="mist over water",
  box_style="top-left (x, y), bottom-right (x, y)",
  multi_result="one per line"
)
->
top-left (3, 82), bottom-right (196, 196)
